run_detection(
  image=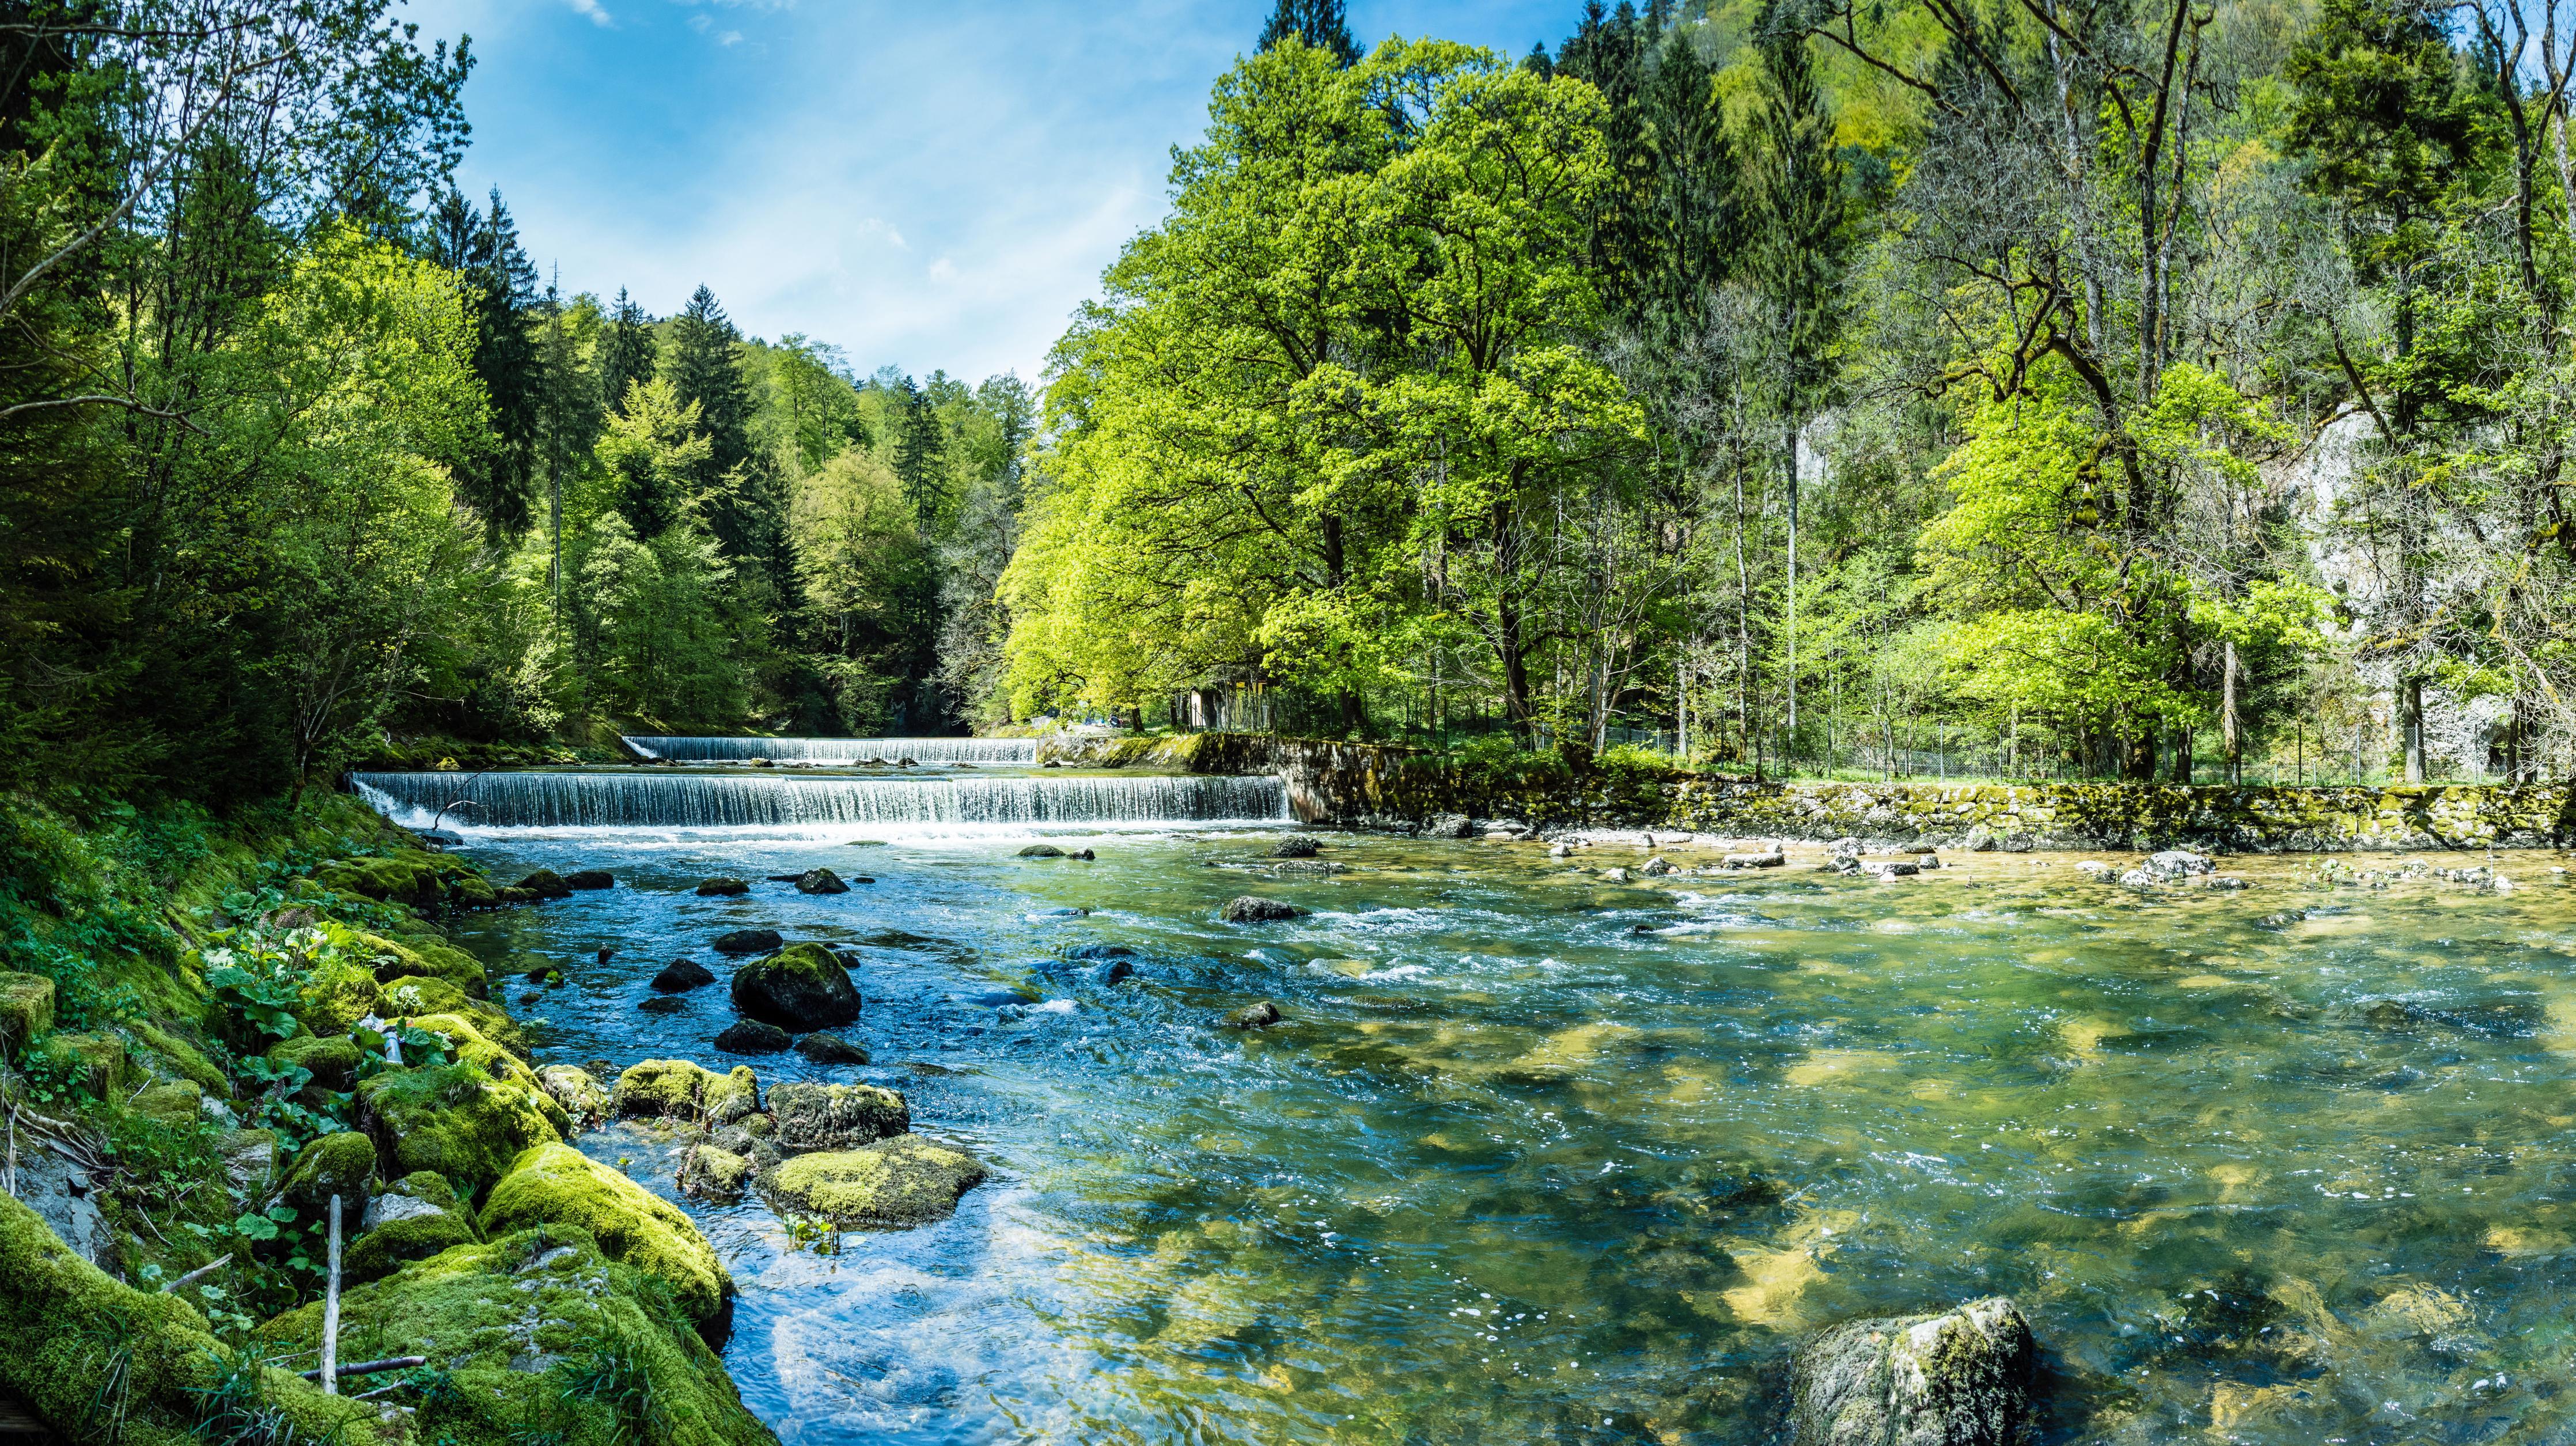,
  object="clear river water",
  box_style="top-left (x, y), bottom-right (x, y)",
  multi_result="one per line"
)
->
top-left (358, 755), bottom-right (2576, 1445)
